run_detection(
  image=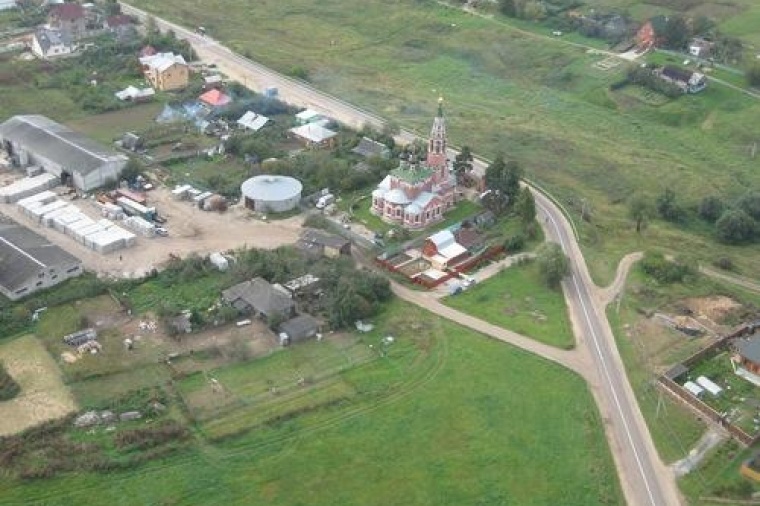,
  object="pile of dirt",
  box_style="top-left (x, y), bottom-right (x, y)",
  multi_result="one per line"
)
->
top-left (681, 296), bottom-right (743, 325)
